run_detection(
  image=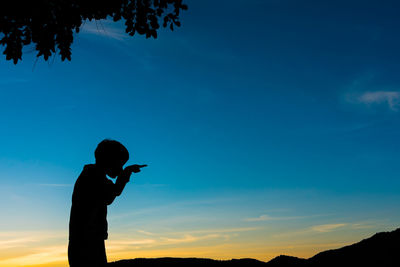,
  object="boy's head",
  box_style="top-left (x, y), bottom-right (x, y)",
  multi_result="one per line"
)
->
top-left (95, 139), bottom-right (129, 178)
